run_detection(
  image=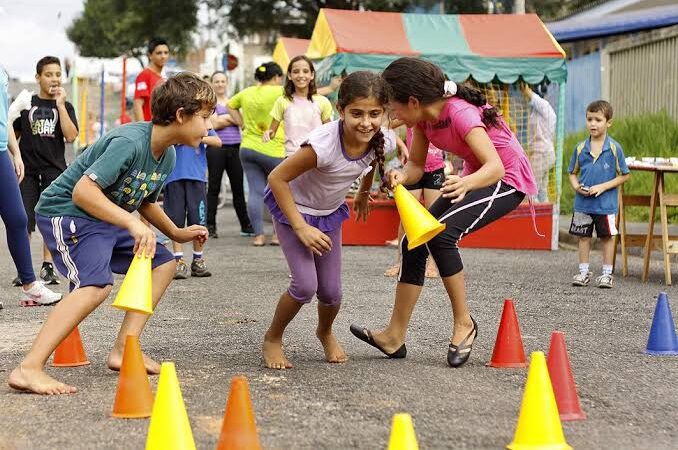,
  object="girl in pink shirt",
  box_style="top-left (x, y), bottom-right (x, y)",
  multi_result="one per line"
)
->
top-left (351, 58), bottom-right (537, 368)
